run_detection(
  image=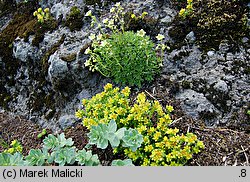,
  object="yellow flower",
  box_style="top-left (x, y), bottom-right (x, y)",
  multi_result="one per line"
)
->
top-left (143, 136), bottom-right (150, 144)
top-left (7, 148), bottom-right (15, 154)
top-left (33, 11), bottom-right (38, 16)
top-left (104, 83), bottom-right (113, 91)
top-left (16, 146), bottom-right (23, 152)
top-left (155, 142), bottom-right (164, 148)
top-left (44, 8), bottom-right (50, 13)
top-left (11, 140), bottom-right (18, 146)
top-left (131, 14), bottom-right (136, 19)
top-left (185, 133), bottom-right (197, 143)
top-left (179, 8), bottom-right (186, 16)
top-left (150, 149), bottom-right (164, 162)
top-left (109, 113), bottom-right (118, 120)
top-left (121, 86), bottom-right (130, 97)
top-left (113, 148), bottom-right (118, 154)
top-left (37, 14), bottom-right (44, 22)
top-left (137, 92), bottom-right (146, 104)
top-left (127, 114), bottom-right (134, 120)
top-left (141, 12), bottom-right (148, 18)
top-left (142, 158), bottom-right (150, 166)
top-left (75, 110), bottom-right (85, 118)
top-left (137, 125), bottom-right (147, 133)
top-left (153, 131), bottom-right (162, 141)
top-left (187, 0), bottom-right (193, 4)
top-left (196, 141), bottom-right (205, 149)
top-left (93, 110), bottom-right (98, 117)
top-left (144, 145), bottom-right (154, 152)
top-left (127, 151), bottom-right (138, 161)
top-left (166, 128), bottom-right (179, 135)
top-left (38, 8), bottom-right (43, 13)
top-left (166, 105), bottom-right (174, 112)
top-left (148, 127), bottom-right (155, 135)
top-left (186, 4), bottom-right (192, 10)
top-left (115, 107), bottom-right (123, 115)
